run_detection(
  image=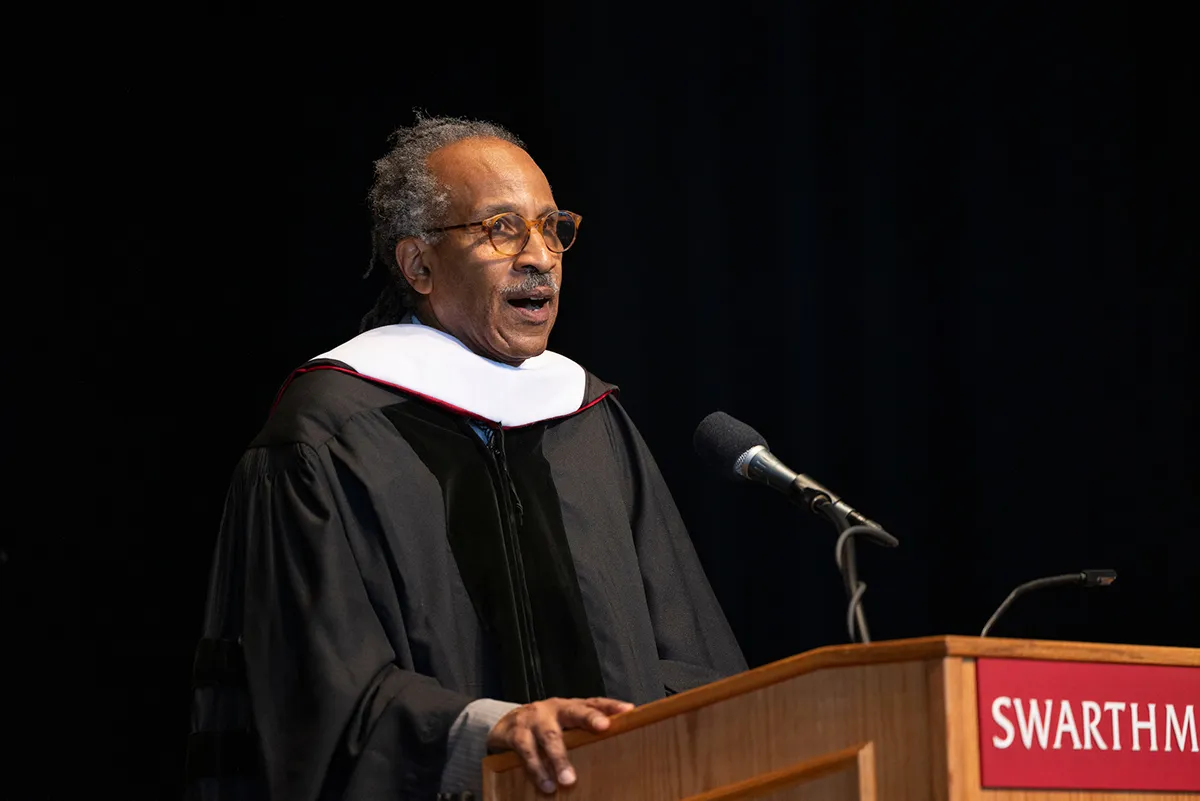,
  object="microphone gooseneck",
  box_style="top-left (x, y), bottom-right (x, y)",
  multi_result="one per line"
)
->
top-left (980, 569), bottom-right (1117, 637)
